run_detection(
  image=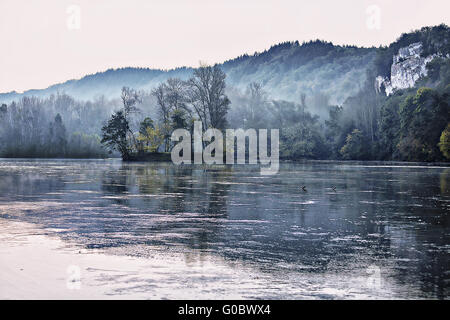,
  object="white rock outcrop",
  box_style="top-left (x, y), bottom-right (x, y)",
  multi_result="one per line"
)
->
top-left (375, 42), bottom-right (439, 95)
